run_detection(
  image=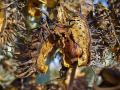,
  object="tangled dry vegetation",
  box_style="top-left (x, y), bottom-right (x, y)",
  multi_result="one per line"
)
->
top-left (0, 0), bottom-right (120, 90)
